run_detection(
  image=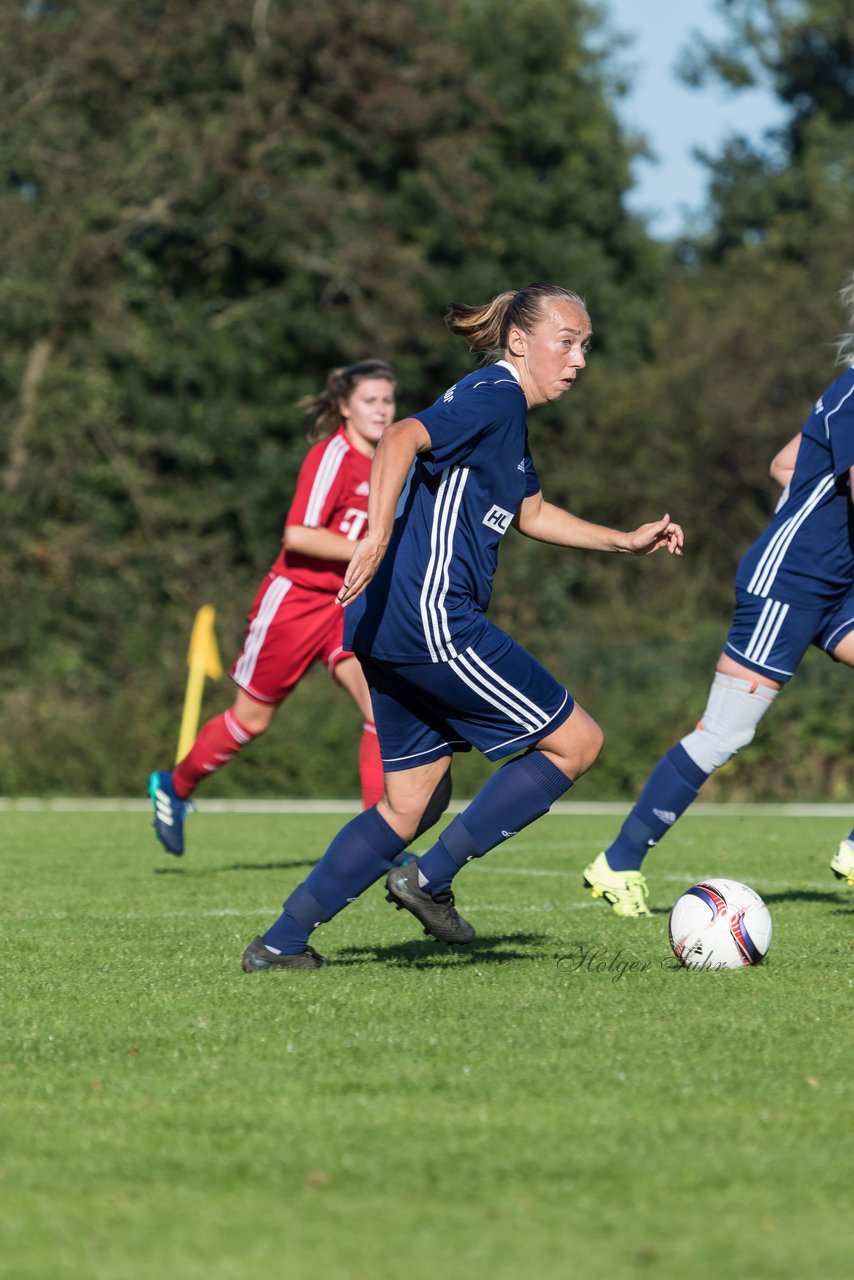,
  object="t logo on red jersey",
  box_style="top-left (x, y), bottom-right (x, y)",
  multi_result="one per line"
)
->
top-left (340, 508), bottom-right (368, 540)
